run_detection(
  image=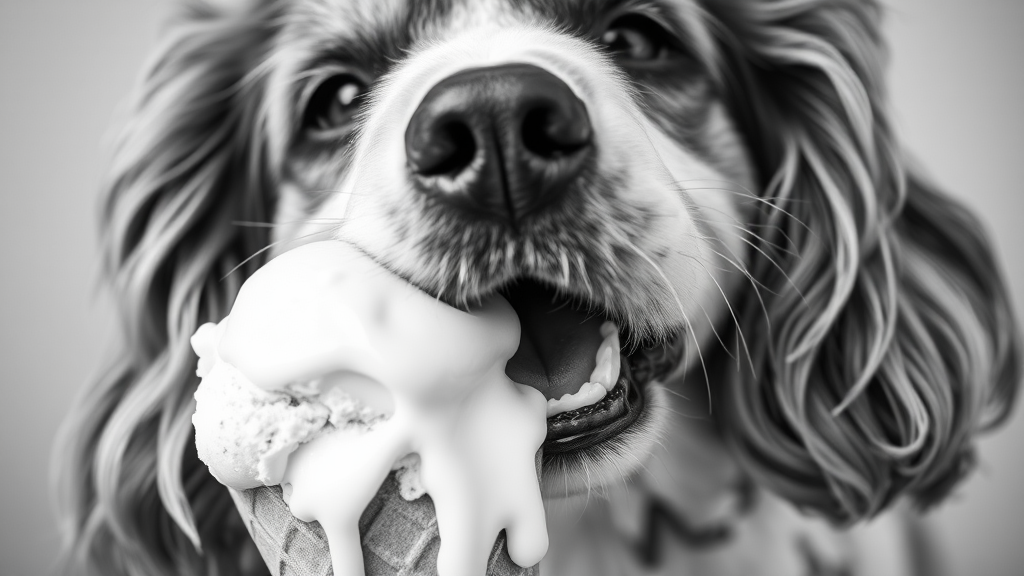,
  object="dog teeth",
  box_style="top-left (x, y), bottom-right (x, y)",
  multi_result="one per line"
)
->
top-left (589, 322), bottom-right (621, 393)
top-left (546, 382), bottom-right (607, 417)
top-left (546, 322), bottom-right (621, 417)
